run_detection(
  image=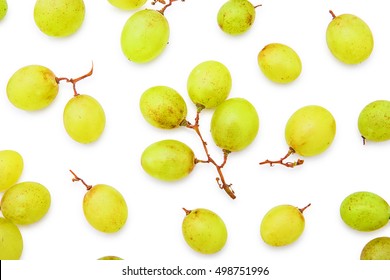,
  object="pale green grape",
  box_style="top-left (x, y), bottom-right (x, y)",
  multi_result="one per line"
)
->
top-left (0, 218), bottom-right (23, 260)
top-left (34, 0), bottom-right (85, 37)
top-left (7, 65), bottom-right (59, 111)
top-left (217, 0), bottom-right (255, 35)
top-left (361, 237), bottom-right (390, 260)
top-left (98, 255), bottom-right (123, 260)
top-left (141, 139), bottom-right (195, 181)
top-left (258, 43), bottom-right (302, 84)
top-left (187, 60), bottom-right (232, 108)
top-left (210, 97), bottom-right (259, 152)
top-left (63, 94), bottom-right (106, 144)
top-left (108, 0), bottom-right (146, 10)
top-left (182, 208), bottom-right (228, 254)
top-left (340, 191), bottom-right (390, 231)
top-left (1, 181), bottom-right (51, 225)
top-left (121, 9), bottom-right (170, 63)
top-left (140, 86), bottom-right (187, 129)
top-left (285, 105), bottom-right (336, 157)
top-left (358, 100), bottom-right (390, 142)
top-left (0, 150), bottom-right (24, 192)
top-left (0, 0), bottom-right (7, 20)
top-left (326, 12), bottom-right (374, 64)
